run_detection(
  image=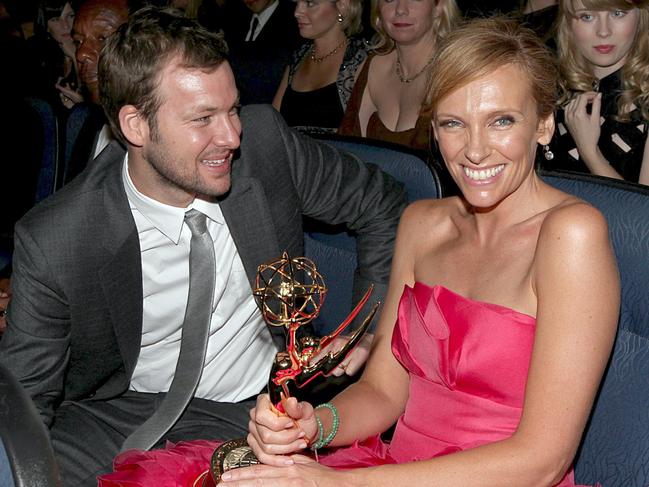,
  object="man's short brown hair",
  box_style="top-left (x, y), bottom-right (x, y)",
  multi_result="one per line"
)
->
top-left (99, 6), bottom-right (229, 144)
